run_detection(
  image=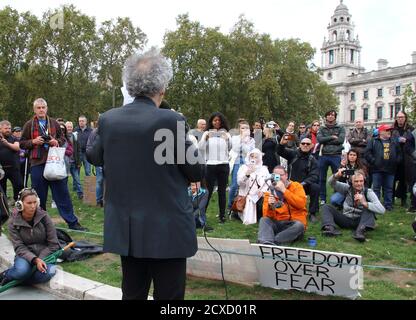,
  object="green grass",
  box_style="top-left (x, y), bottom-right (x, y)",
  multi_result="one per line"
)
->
top-left (3, 170), bottom-right (416, 300)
